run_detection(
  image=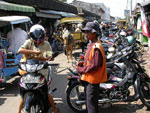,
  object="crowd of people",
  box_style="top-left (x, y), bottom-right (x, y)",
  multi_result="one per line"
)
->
top-left (3, 19), bottom-right (119, 55)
